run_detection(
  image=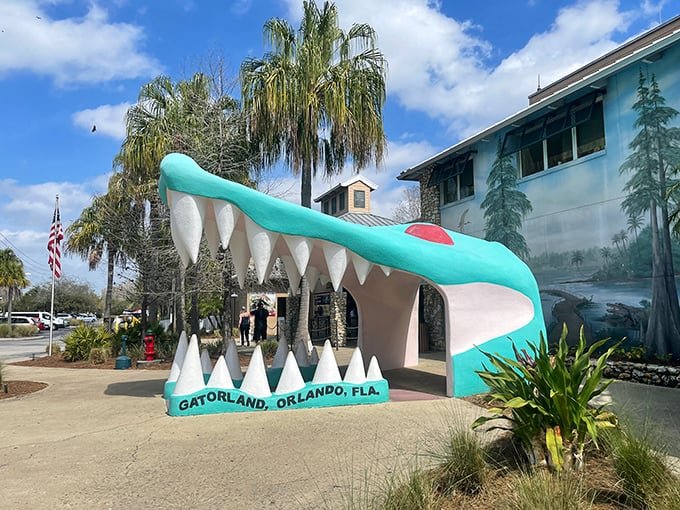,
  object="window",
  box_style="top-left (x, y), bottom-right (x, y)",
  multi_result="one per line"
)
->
top-left (338, 191), bottom-right (346, 211)
top-left (502, 91), bottom-right (606, 178)
top-left (353, 189), bottom-right (365, 208)
top-left (331, 196), bottom-right (337, 214)
top-left (322, 200), bottom-right (329, 214)
top-left (441, 158), bottom-right (474, 205)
